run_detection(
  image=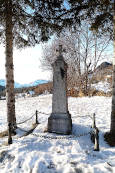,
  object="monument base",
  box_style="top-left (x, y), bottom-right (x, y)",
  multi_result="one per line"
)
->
top-left (48, 113), bottom-right (72, 134)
